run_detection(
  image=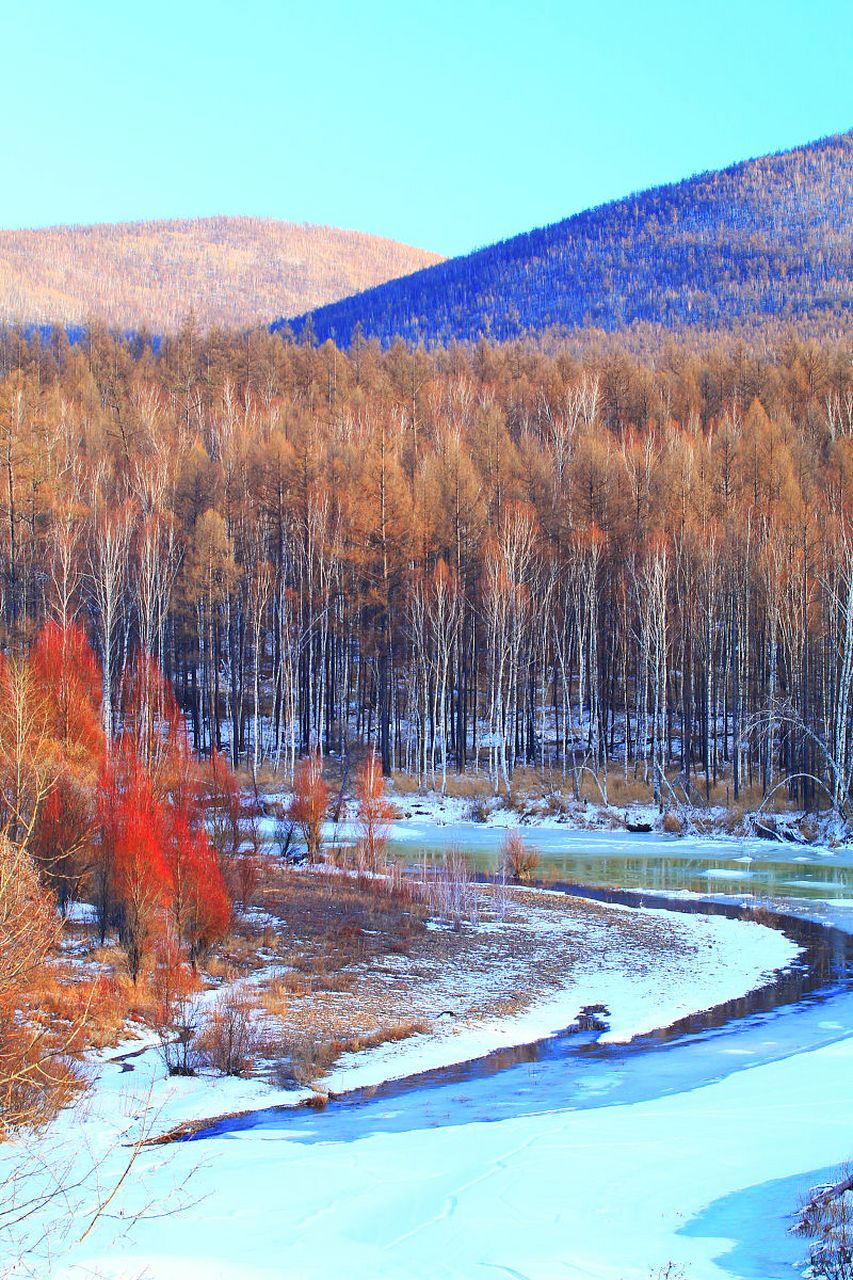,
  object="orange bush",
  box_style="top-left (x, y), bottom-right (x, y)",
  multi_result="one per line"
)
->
top-left (288, 753), bottom-right (328, 861)
top-left (500, 830), bottom-right (540, 884)
top-left (356, 749), bottom-right (395, 872)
